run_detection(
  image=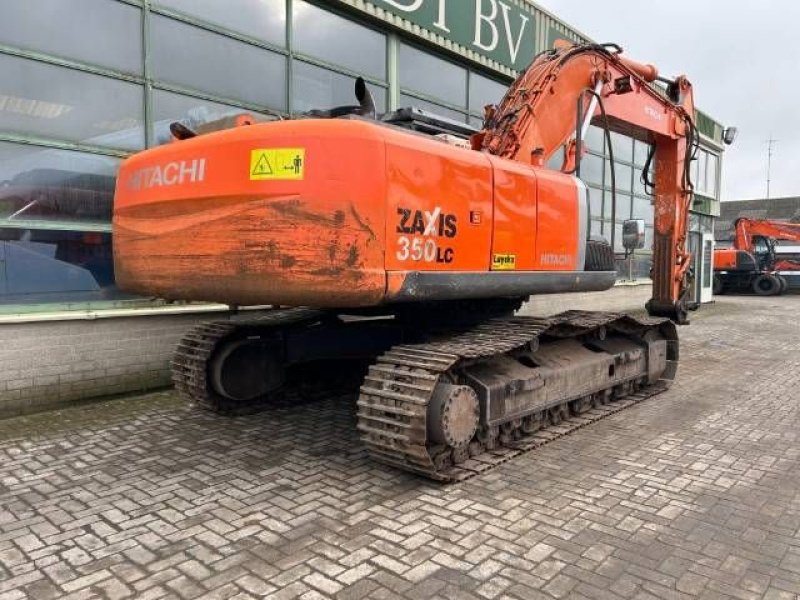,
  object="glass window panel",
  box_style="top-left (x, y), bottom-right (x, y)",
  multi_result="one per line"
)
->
top-left (611, 193), bottom-right (632, 221)
top-left (590, 219), bottom-right (604, 238)
top-left (293, 1), bottom-right (385, 80)
top-left (292, 62), bottom-right (386, 115)
top-left (632, 166), bottom-right (648, 196)
top-left (707, 152), bottom-right (719, 197)
top-left (631, 252), bottom-right (652, 279)
top-left (0, 228), bottom-right (134, 303)
top-left (400, 44), bottom-right (466, 108)
top-left (154, 0), bottom-right (286, 46)
top-left (632, 197), bottom-right (654, 223)
top-left (151, 90), bottom-right (276, 146)
top-left (151, 16), bottom-right (287, 110)
top-left (703, 239), bottom-right (713, 287)
top-left (0, 143), bottom-right (118, 227)
top-left (580, 153), bottom-right (604, 186)
top-left (645, 226), bottom-right (654, 250)
top-left (0, 54), bottom-right (144, 150)
top-left (634, 140), bottom-right (651, 166)
top-left (607, 162), bottom-right (633, 192)
top-left (469, 116), bottom-right (483, 129)
top-left (696, 150), bottom-right (708, 193)
top-left (399, 94), bottom-right (466, 123)
top-left (584, 125), bottom-right (605, 155)
top-left (609, 131), bottom-right (633, 163)
top-left (587, 186), bottom-right (603, 220)
top-left (469, 73), bottom-right (507, 113)
top-left (602, 191), bottom-right (613, 220)
top-left (0, 0), bottom-right (143, 74)
top-left (613, 222), bottom-right (624, 252)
